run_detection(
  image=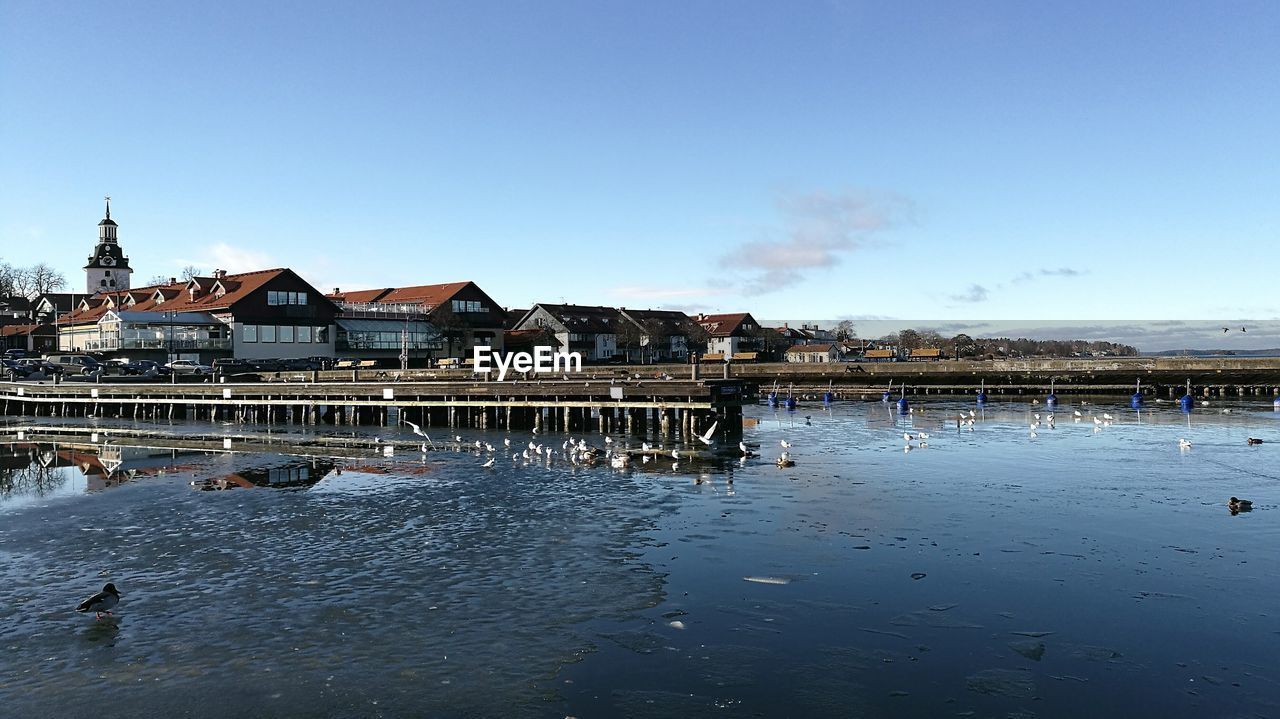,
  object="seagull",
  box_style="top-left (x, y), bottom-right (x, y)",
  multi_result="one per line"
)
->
top-left (604, 436), bottom-right (614, 445)
top-left (77, 583), bottom-right (121, 620)
top-left (1074, 410), bottom-right (1083, 417)
top-left (1102, 413), bottom-right (1114, 421)
top-left (403, 420), bottom-right (436, 449)
top-left (697, 421), bottom-right (719, 446)
top-left (781, 440), bottom-right (793, 449)
top-left (1179, 438), bottom-right (1192, 449)
top-left (739, 441), bottom-right (749, 455)
top-left (671, 449), bottom-right (681, 460)
top-left (482, 458), bottom-right (495, 468)
top-left (504, 438), bottom-right (511, 447)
